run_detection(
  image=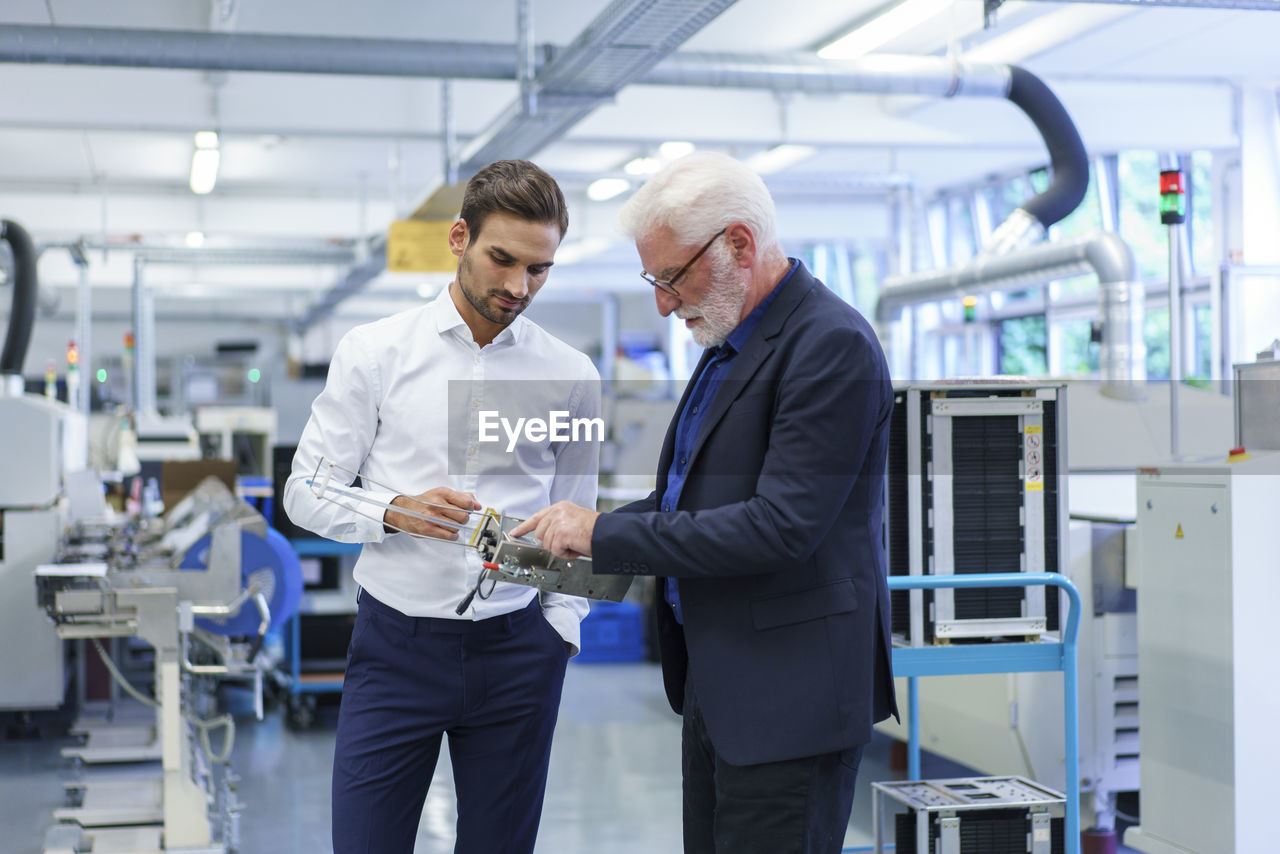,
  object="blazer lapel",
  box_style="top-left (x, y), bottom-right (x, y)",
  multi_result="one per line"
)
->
top-left (685, 265), bottom-right (818, 466)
